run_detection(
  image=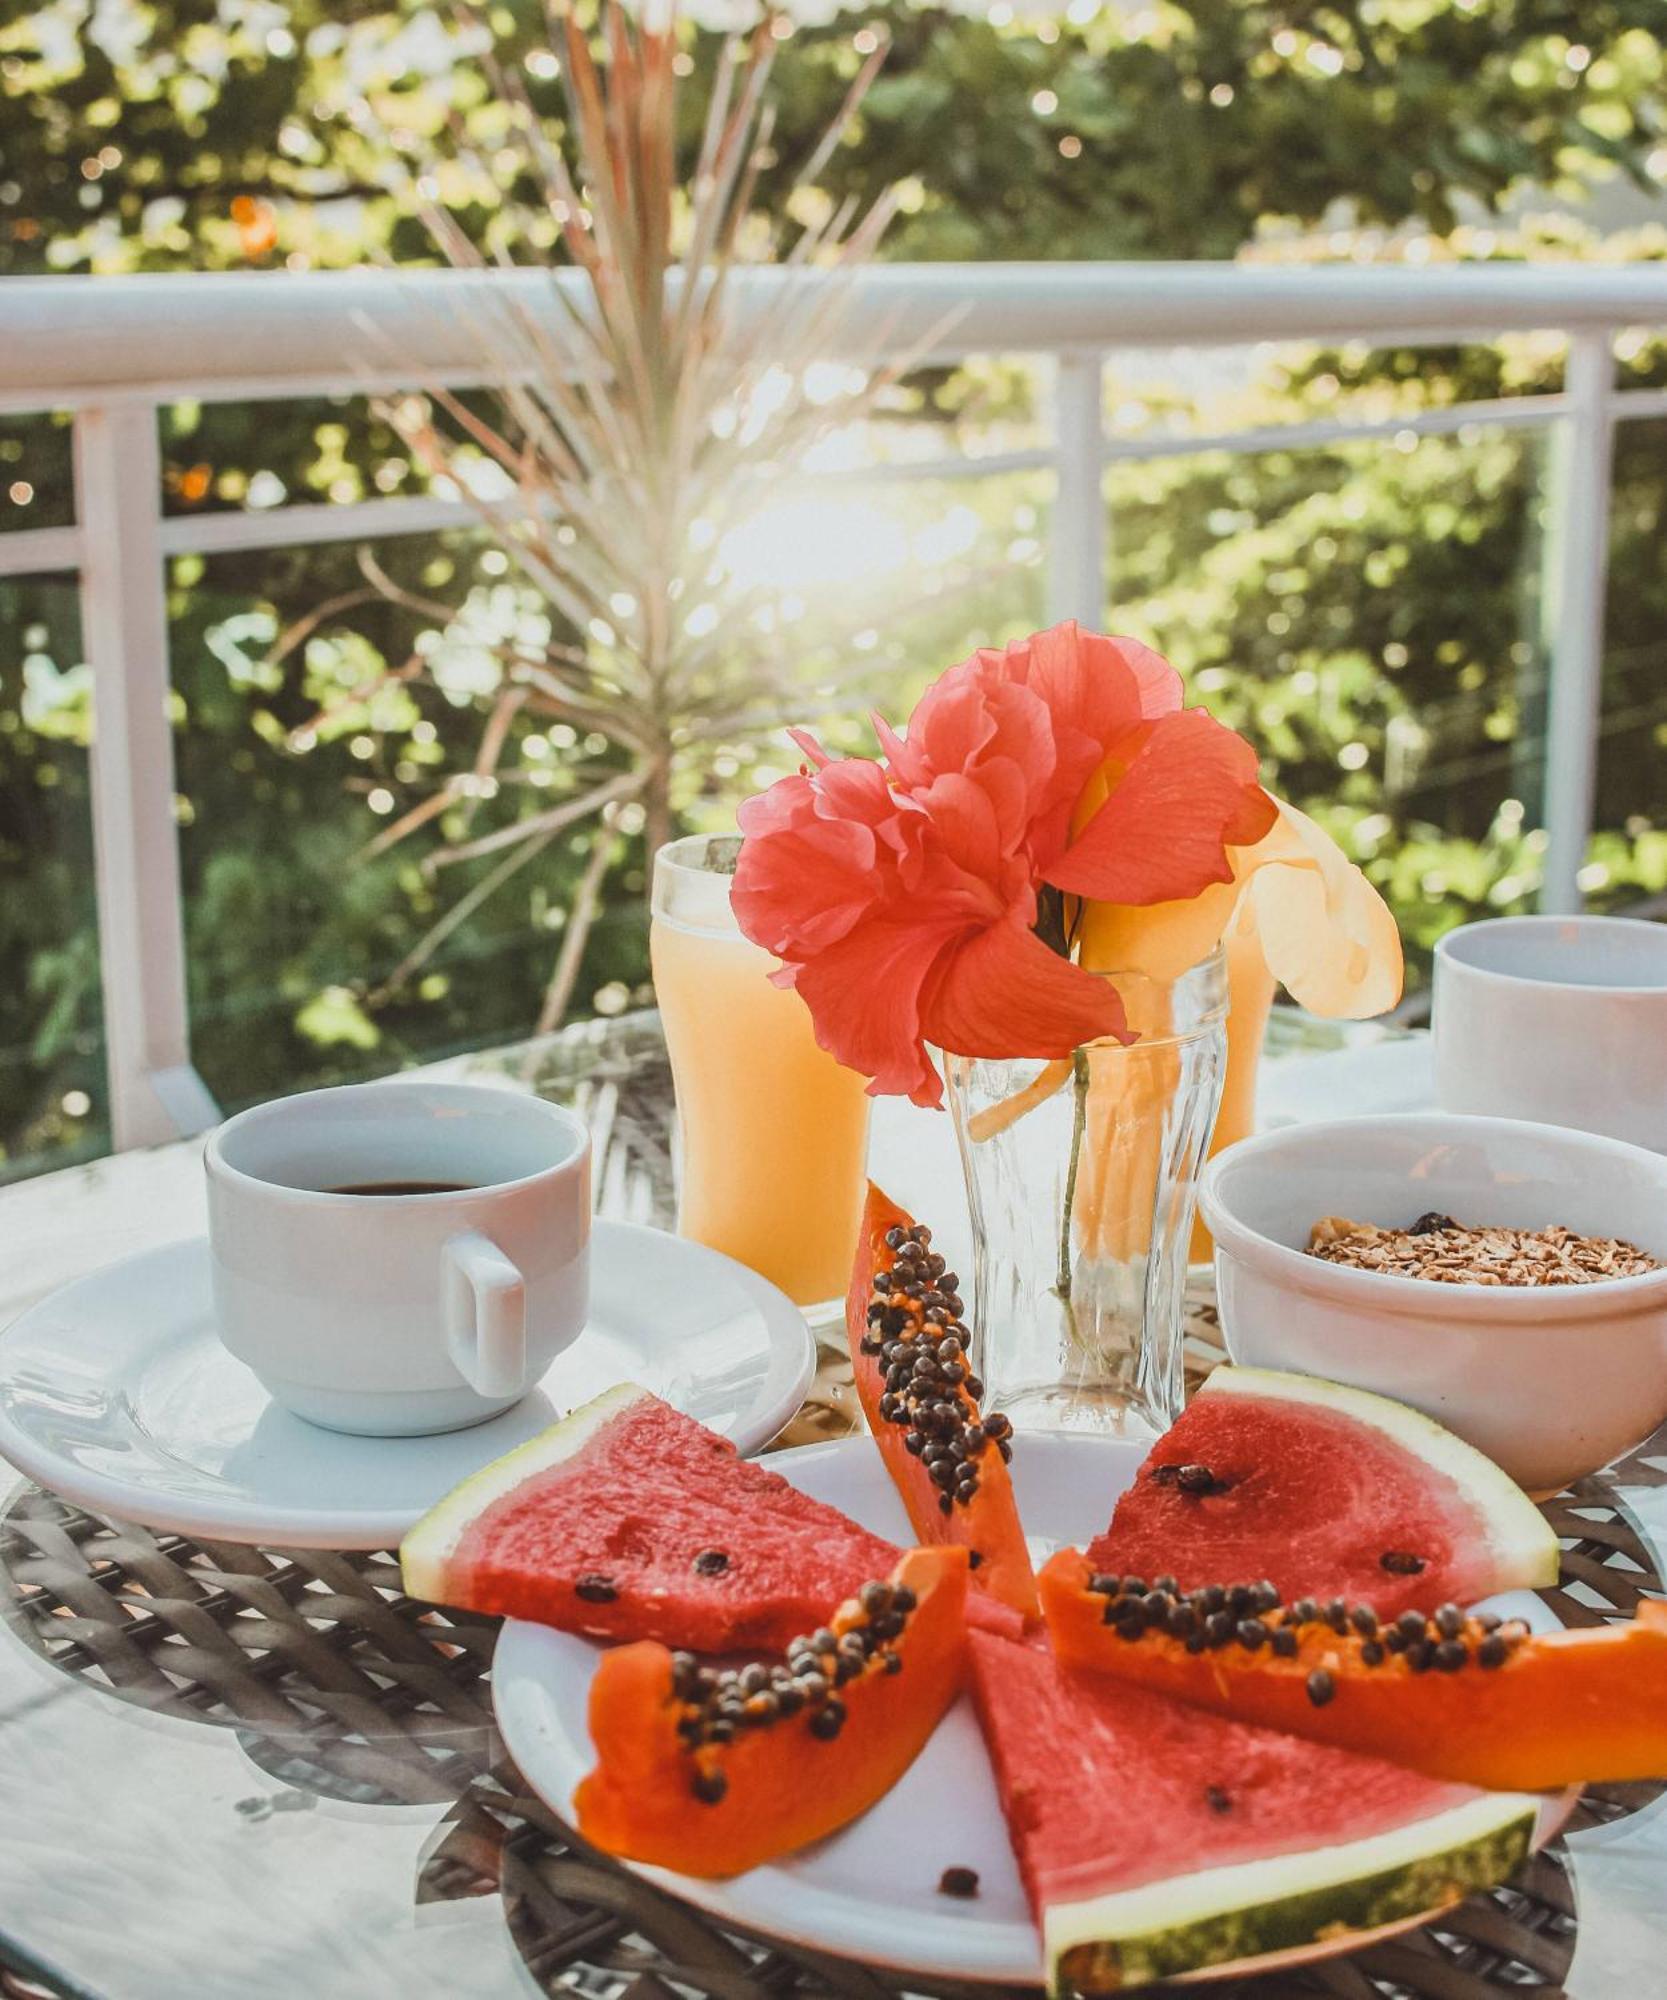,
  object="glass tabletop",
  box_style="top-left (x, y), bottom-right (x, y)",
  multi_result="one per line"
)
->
top-left (0, 1011), bottom-right (1662, 2000)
